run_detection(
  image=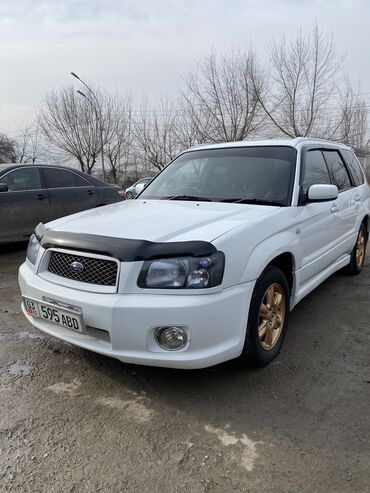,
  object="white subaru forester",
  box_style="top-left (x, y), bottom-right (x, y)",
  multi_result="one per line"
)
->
top-left (19, 138), bottom-right (370, 369)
